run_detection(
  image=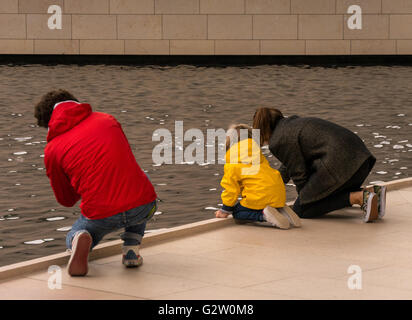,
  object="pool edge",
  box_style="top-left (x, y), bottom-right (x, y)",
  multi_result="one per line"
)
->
top-left (0, 176), bottom-right (411, 282)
